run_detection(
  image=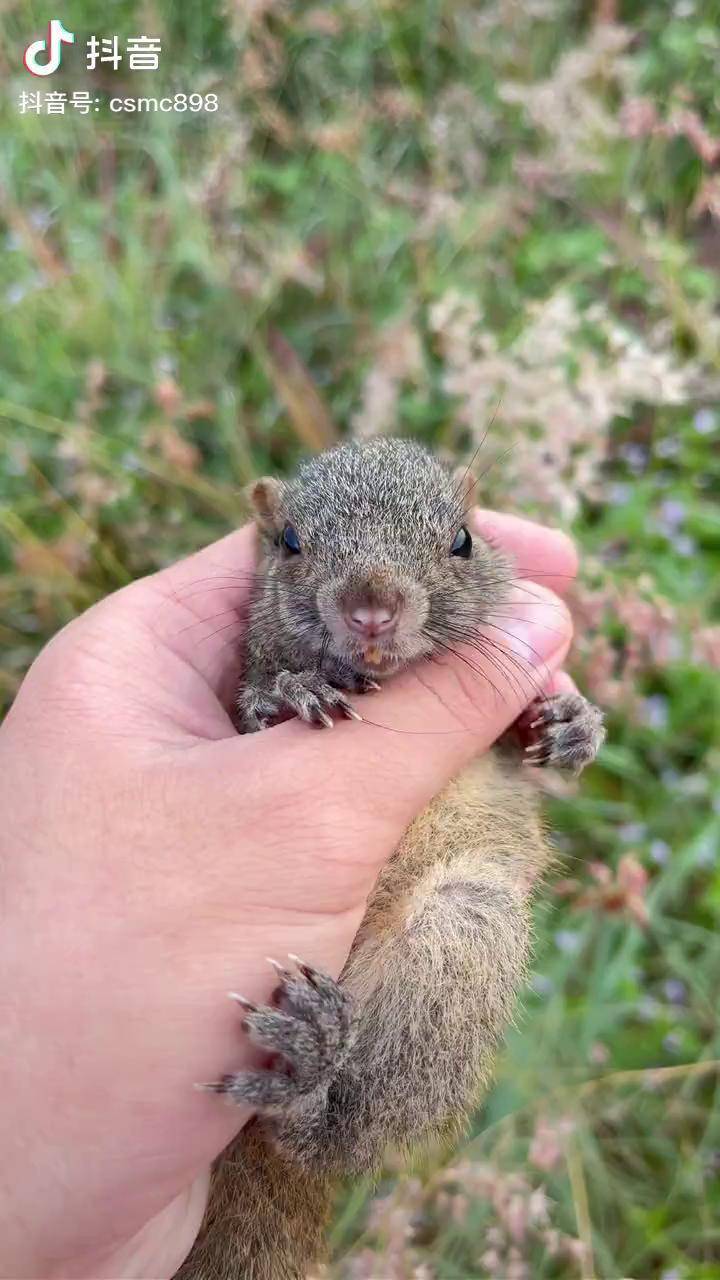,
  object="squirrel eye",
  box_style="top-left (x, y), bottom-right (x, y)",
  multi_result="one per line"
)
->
top-left (280, 523), bottom-right (301, 554)
top-left (450, 526), bottom-right (472, 559)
